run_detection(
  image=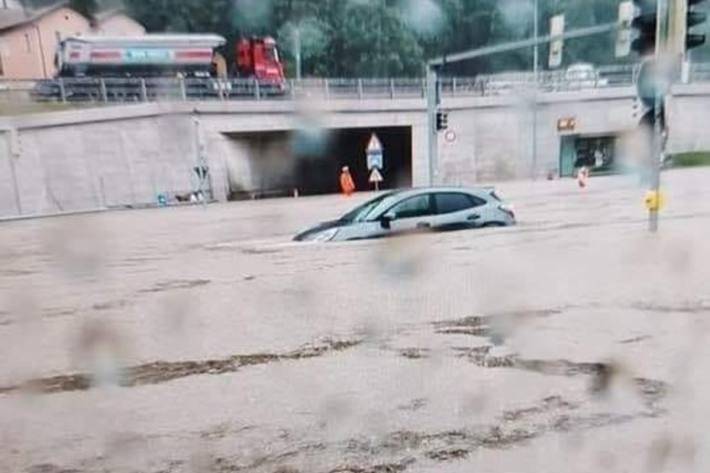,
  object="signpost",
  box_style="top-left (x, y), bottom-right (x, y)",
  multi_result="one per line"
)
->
top-left (366, 133), bottom-right (384, 190)
top-left (369, 168), bottom-right (384, 191)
